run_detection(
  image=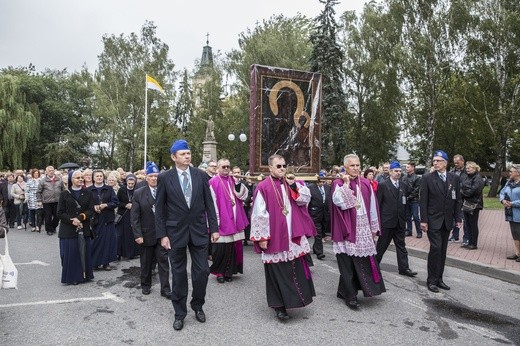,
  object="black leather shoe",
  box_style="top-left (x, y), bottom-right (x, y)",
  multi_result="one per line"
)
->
top-left (399, 269), bottom-right (418, 277)
top-left (427, 284), bottom-right (439, 293)
top-left (461, 243), bottom-right (469, 248)
top-left (346, 298), bottom-right (360, 309)
top-left (161, 290), bottom-right (172, 299)
top-left (142, 287), bottom-right (151, 295)
top-left (217, 276), bottom-right (225, 283)
top-left (506, 254), bottom-right (519, 260)
top-left (173, 319), bottom-right (183, 331)
top-left (405, 232), bottom-right (412, 237)
top-left (275, 308), bottom-right (289, 321)
top-left (467, 245), bottom-right (478, 250)
top-left (416, 234), bottom-right (422, 239)
top-left (224, 276), bottom-right (233, 282)
top-left (195, 310), bottom-right (206, 323)
top-left (317, 253), bottom-right (325, 260)
top-left (102, 265), bottom-right (112, 271)
top-left (437, 281), bottom-right (450, 290)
